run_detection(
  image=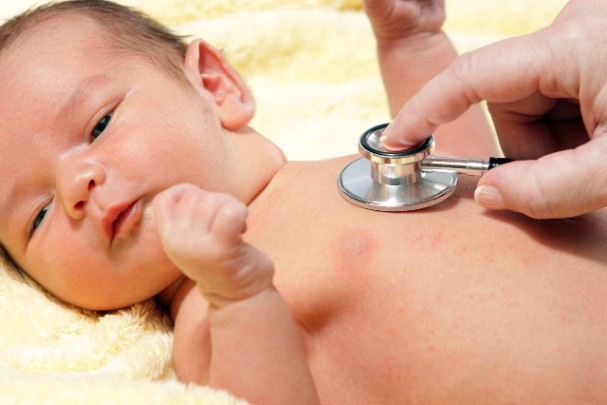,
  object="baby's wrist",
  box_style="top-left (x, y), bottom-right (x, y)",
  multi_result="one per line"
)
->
top-left (376, 31), bottom-right (457, 72)
top-left (201, 283), bottom-right (277, 310)
top-left (376, 30), bottom-right (452, 55)
top-left (196, 257), bottom-right (276, 308)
